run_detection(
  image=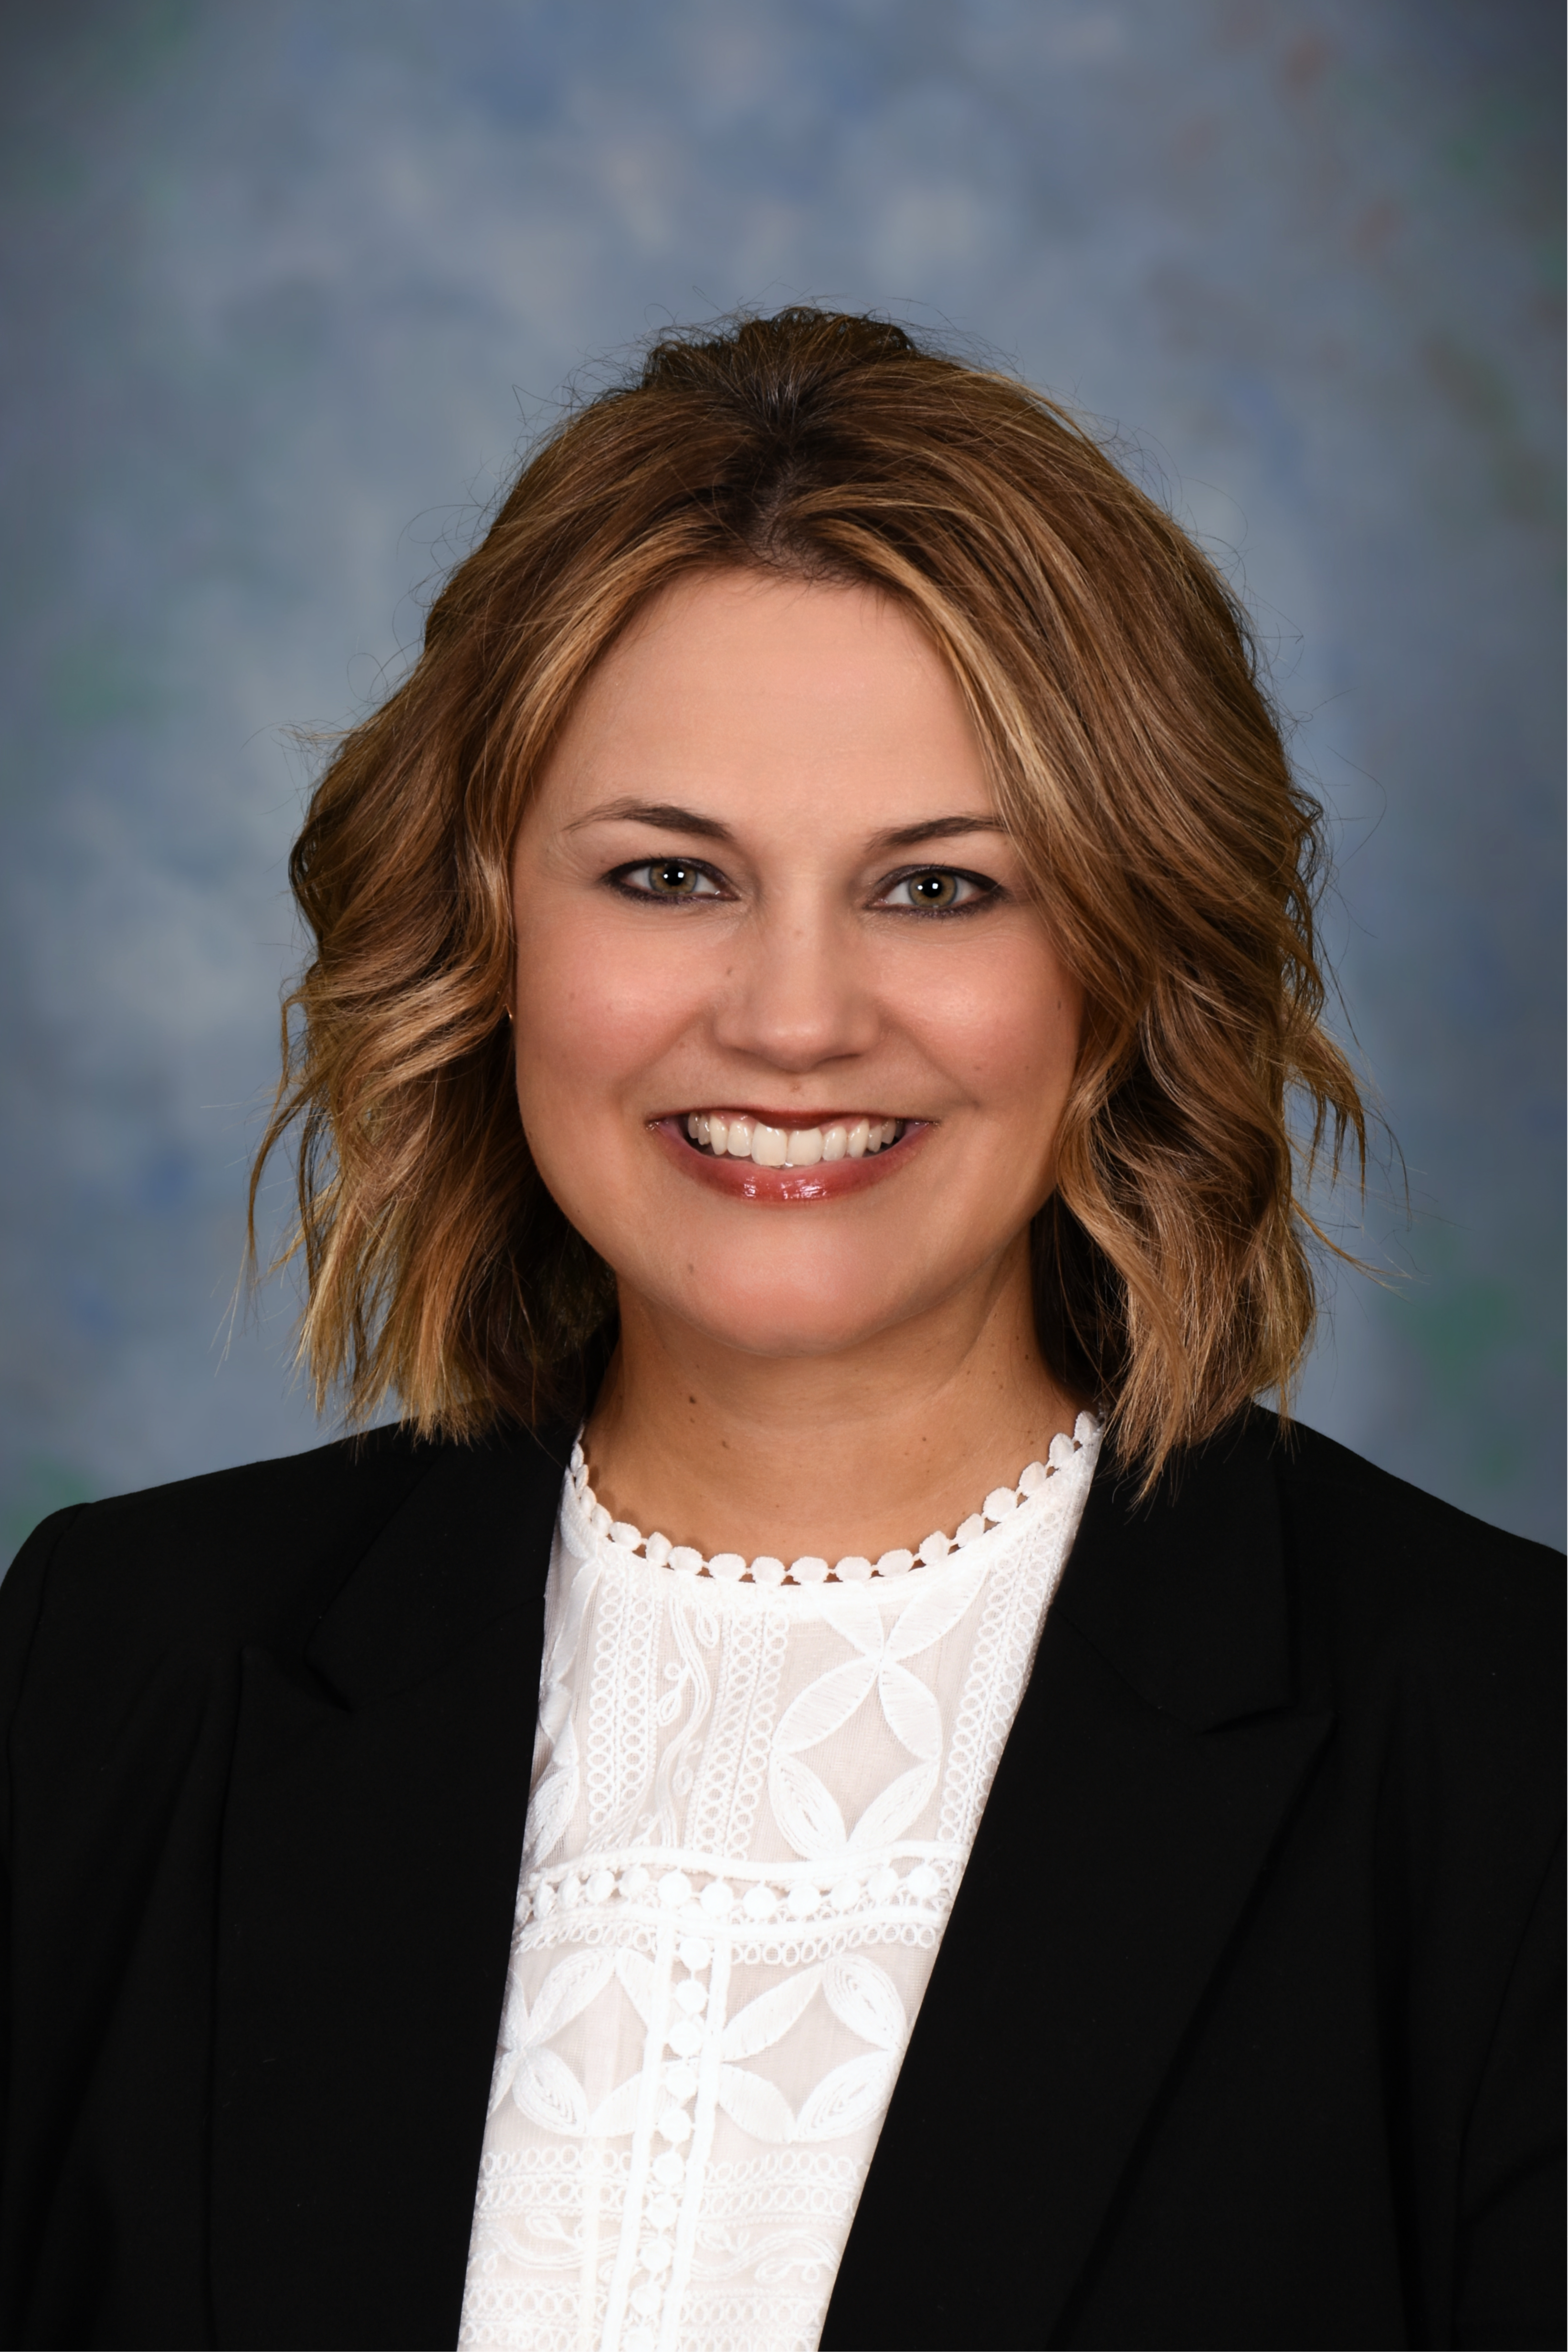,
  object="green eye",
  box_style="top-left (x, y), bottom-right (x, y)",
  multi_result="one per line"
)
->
top-left (878, 866), bottom-right (993, 915)
top-left (610, 856), bottom-right (726, 904)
